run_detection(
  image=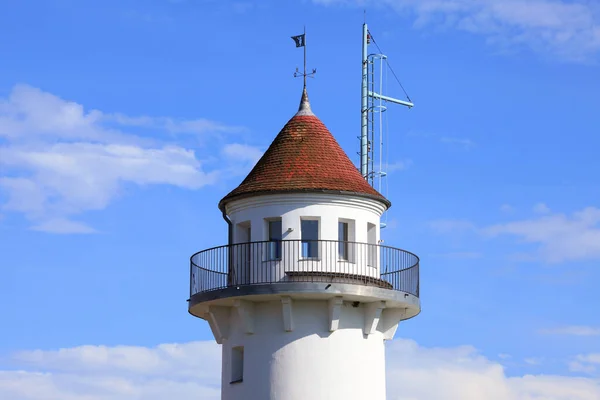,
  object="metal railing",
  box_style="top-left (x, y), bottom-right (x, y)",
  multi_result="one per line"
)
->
top-left (190, 240), bottom-right (419, 298)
